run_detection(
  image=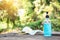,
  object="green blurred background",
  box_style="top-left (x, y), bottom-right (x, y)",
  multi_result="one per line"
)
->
top-left (0, 0), bottom-right (60, 33)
